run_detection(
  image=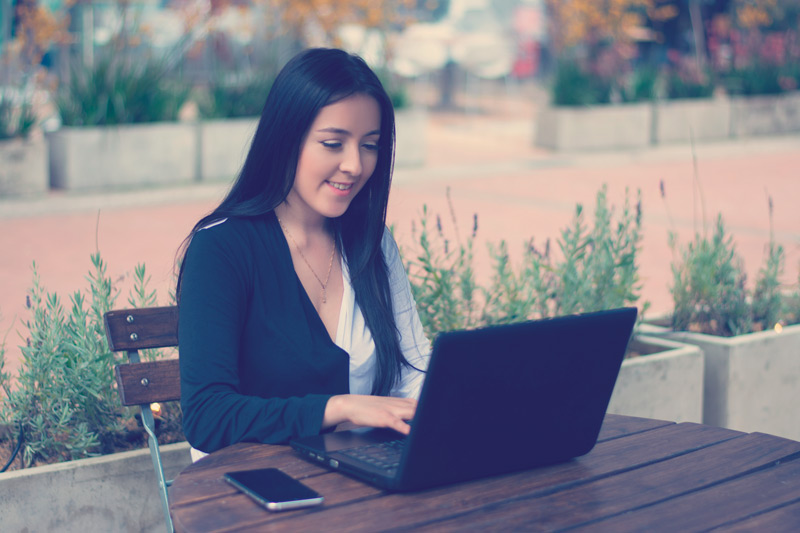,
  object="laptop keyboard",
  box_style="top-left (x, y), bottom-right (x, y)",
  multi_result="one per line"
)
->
top-left (338, 439), bottom-right (405, 475)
